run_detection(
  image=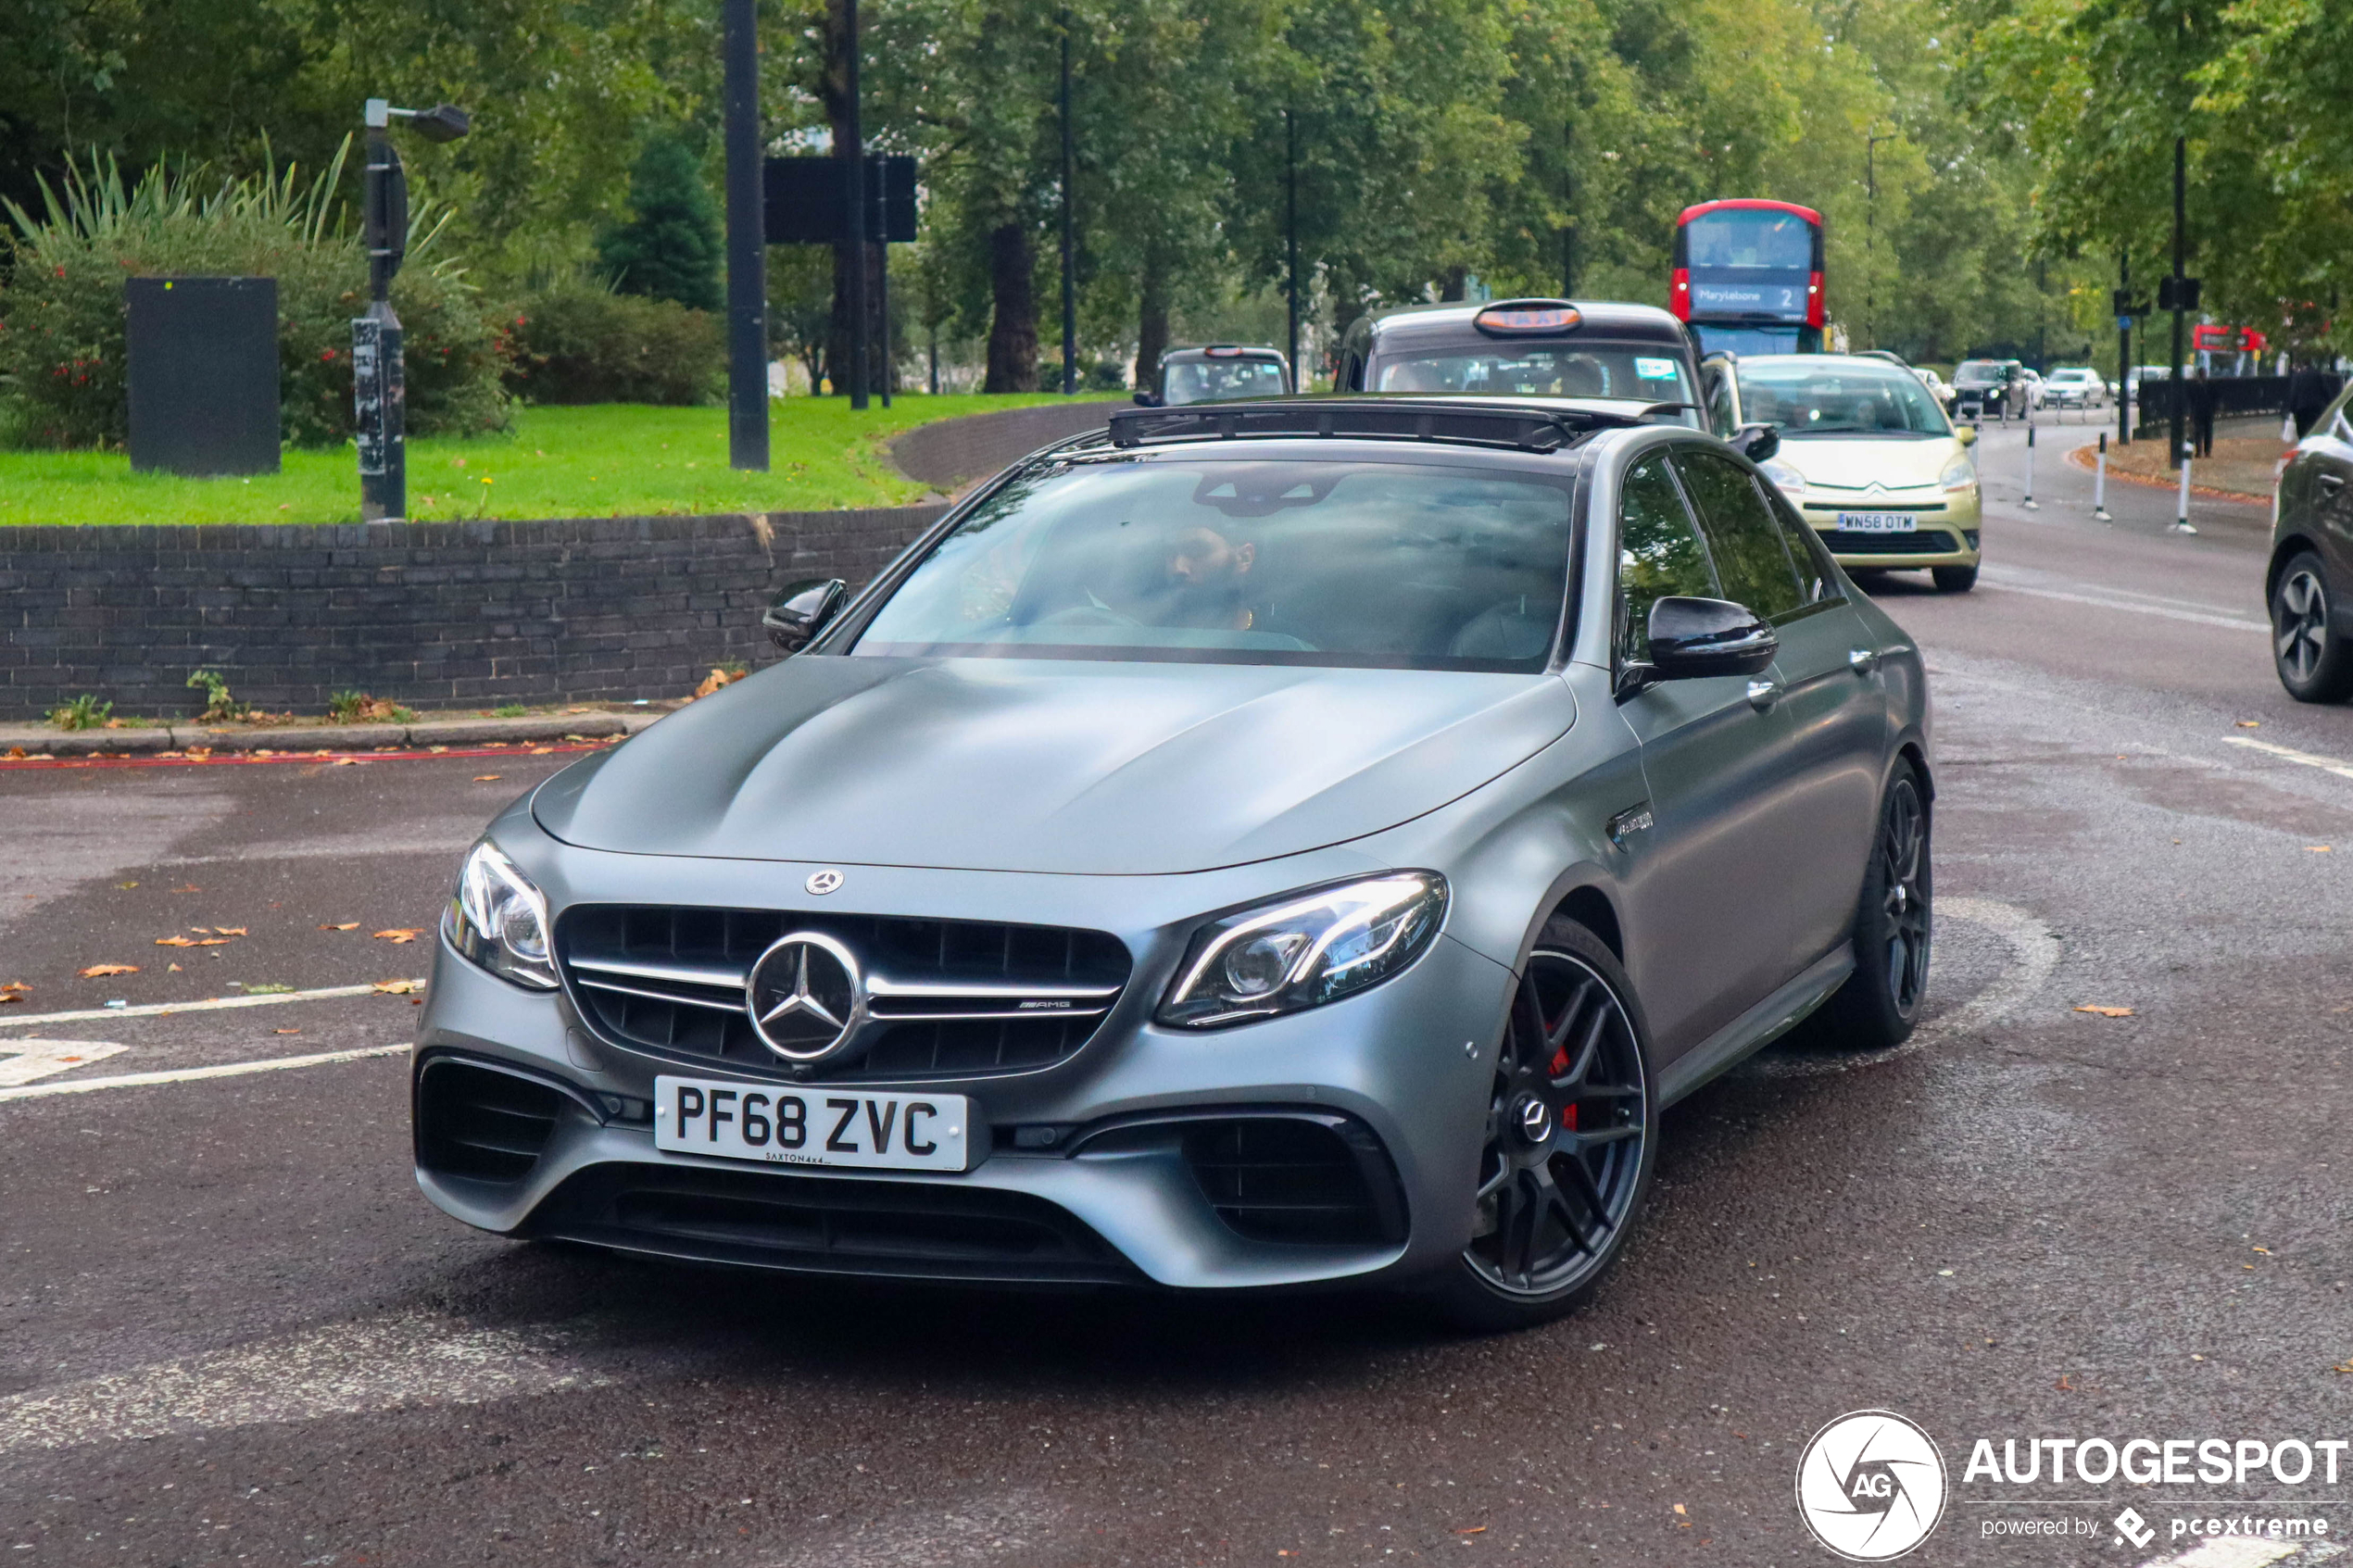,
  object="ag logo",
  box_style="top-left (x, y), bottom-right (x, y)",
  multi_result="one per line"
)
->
top-left (1794, 1410), bottom-right (1946, 1561)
